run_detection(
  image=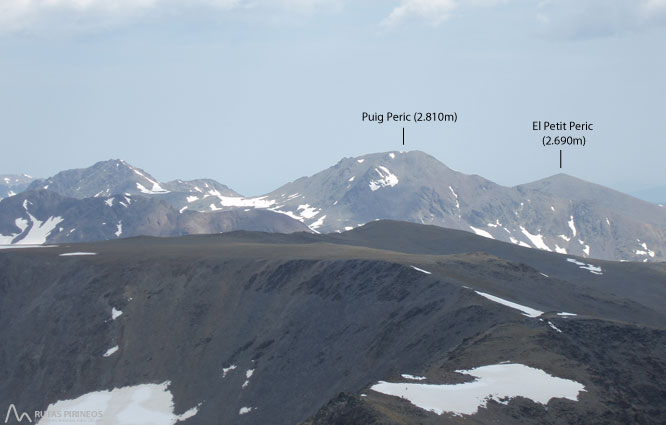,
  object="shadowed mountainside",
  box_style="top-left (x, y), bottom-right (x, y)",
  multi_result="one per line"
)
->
top-left (1, 221), bottom-right (664, 424)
